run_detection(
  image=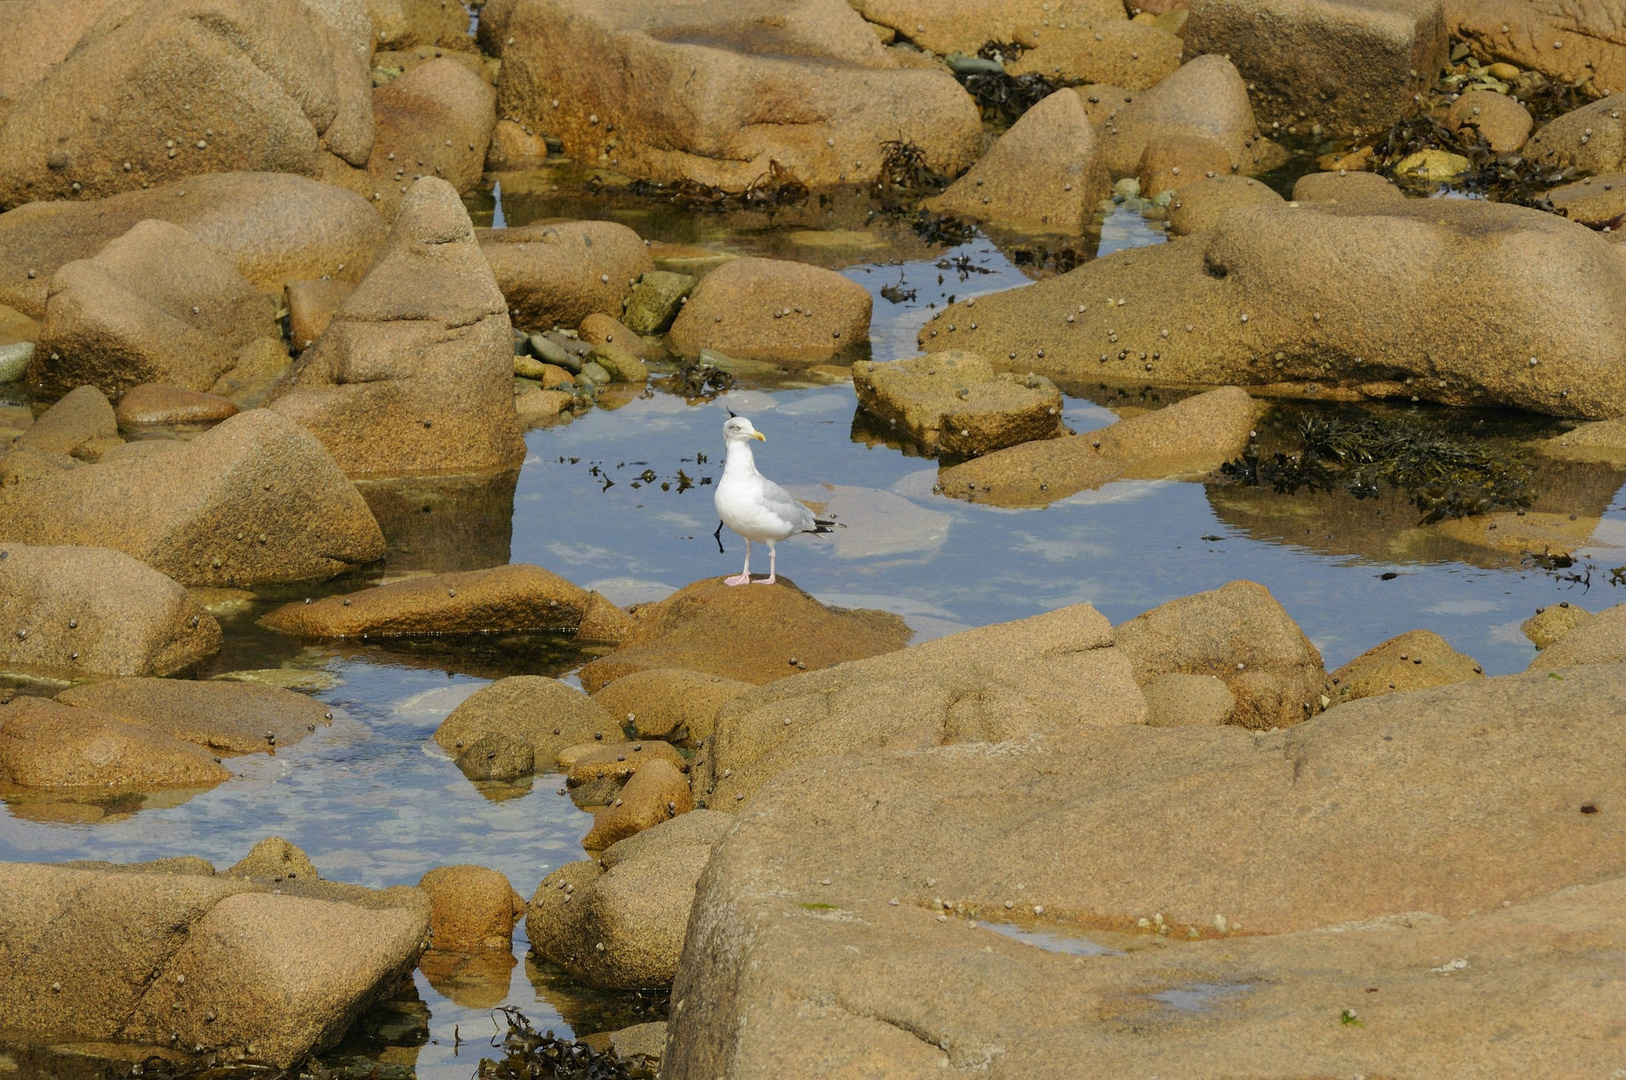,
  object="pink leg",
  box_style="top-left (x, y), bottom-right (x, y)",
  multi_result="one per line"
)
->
top-left (724, 540), bottom-right (752, 586)
top-left (756, 542), bottom-right (778, 585)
